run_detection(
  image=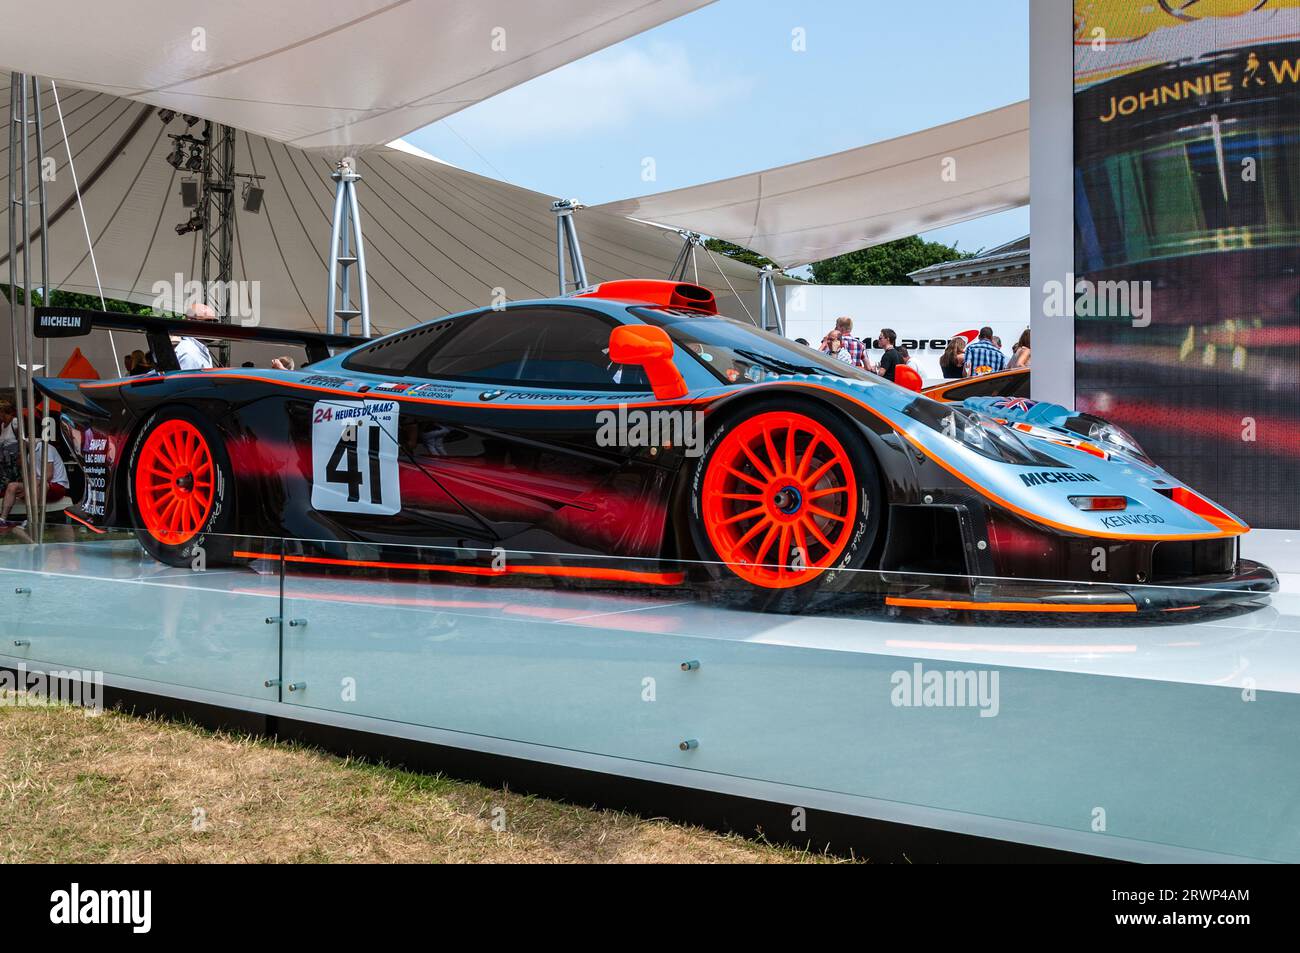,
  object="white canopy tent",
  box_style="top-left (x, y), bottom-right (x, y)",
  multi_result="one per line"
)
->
top-left (1, 0), bottom-right (745, 383)
top-left (0, 0), bottom-right (711, 153)
top-left (596, 101), bottom-right (1030, 268)
top-left (0, 85), bottom-right (771, 382)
